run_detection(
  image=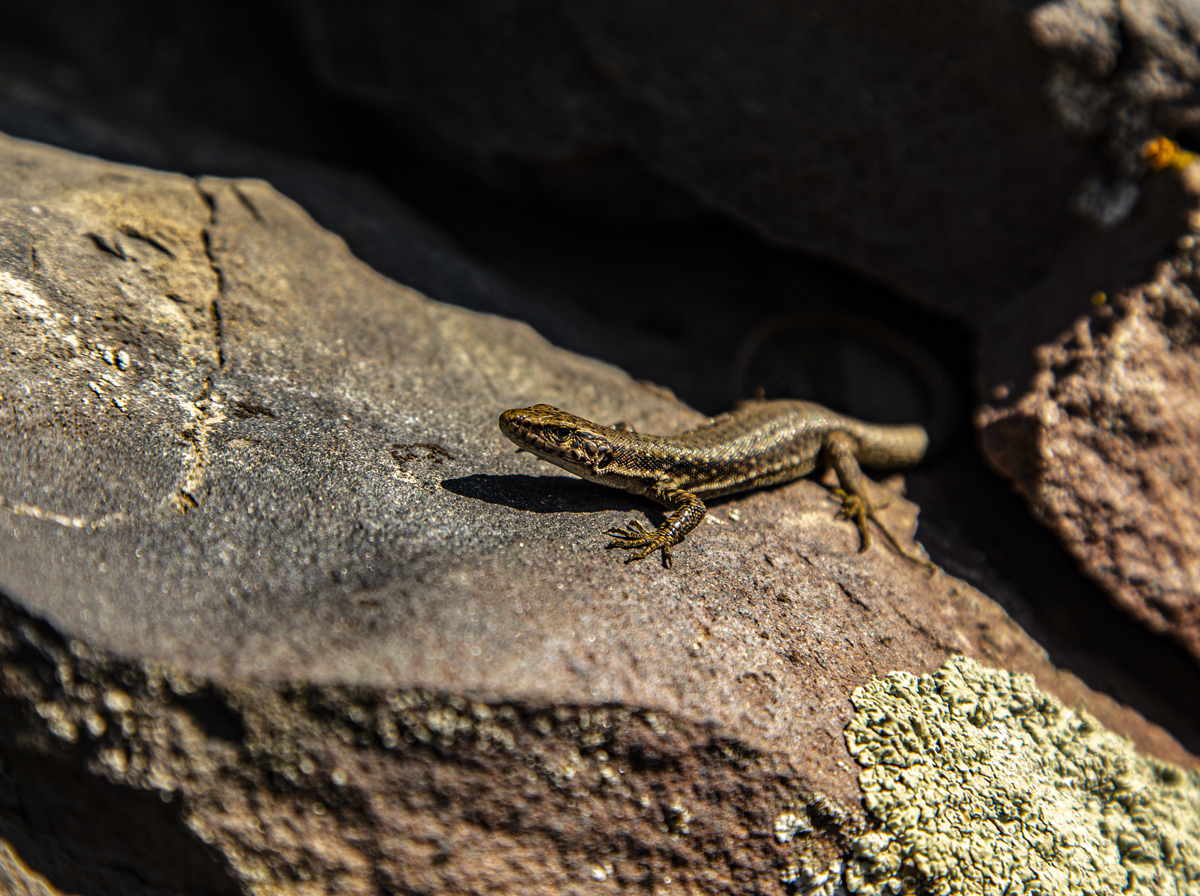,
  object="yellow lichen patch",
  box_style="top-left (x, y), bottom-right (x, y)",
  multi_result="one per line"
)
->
top-left (1142, 136), bottom-right (1199, 172)
top-left (842, 656), bottom-right (1200, 896)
